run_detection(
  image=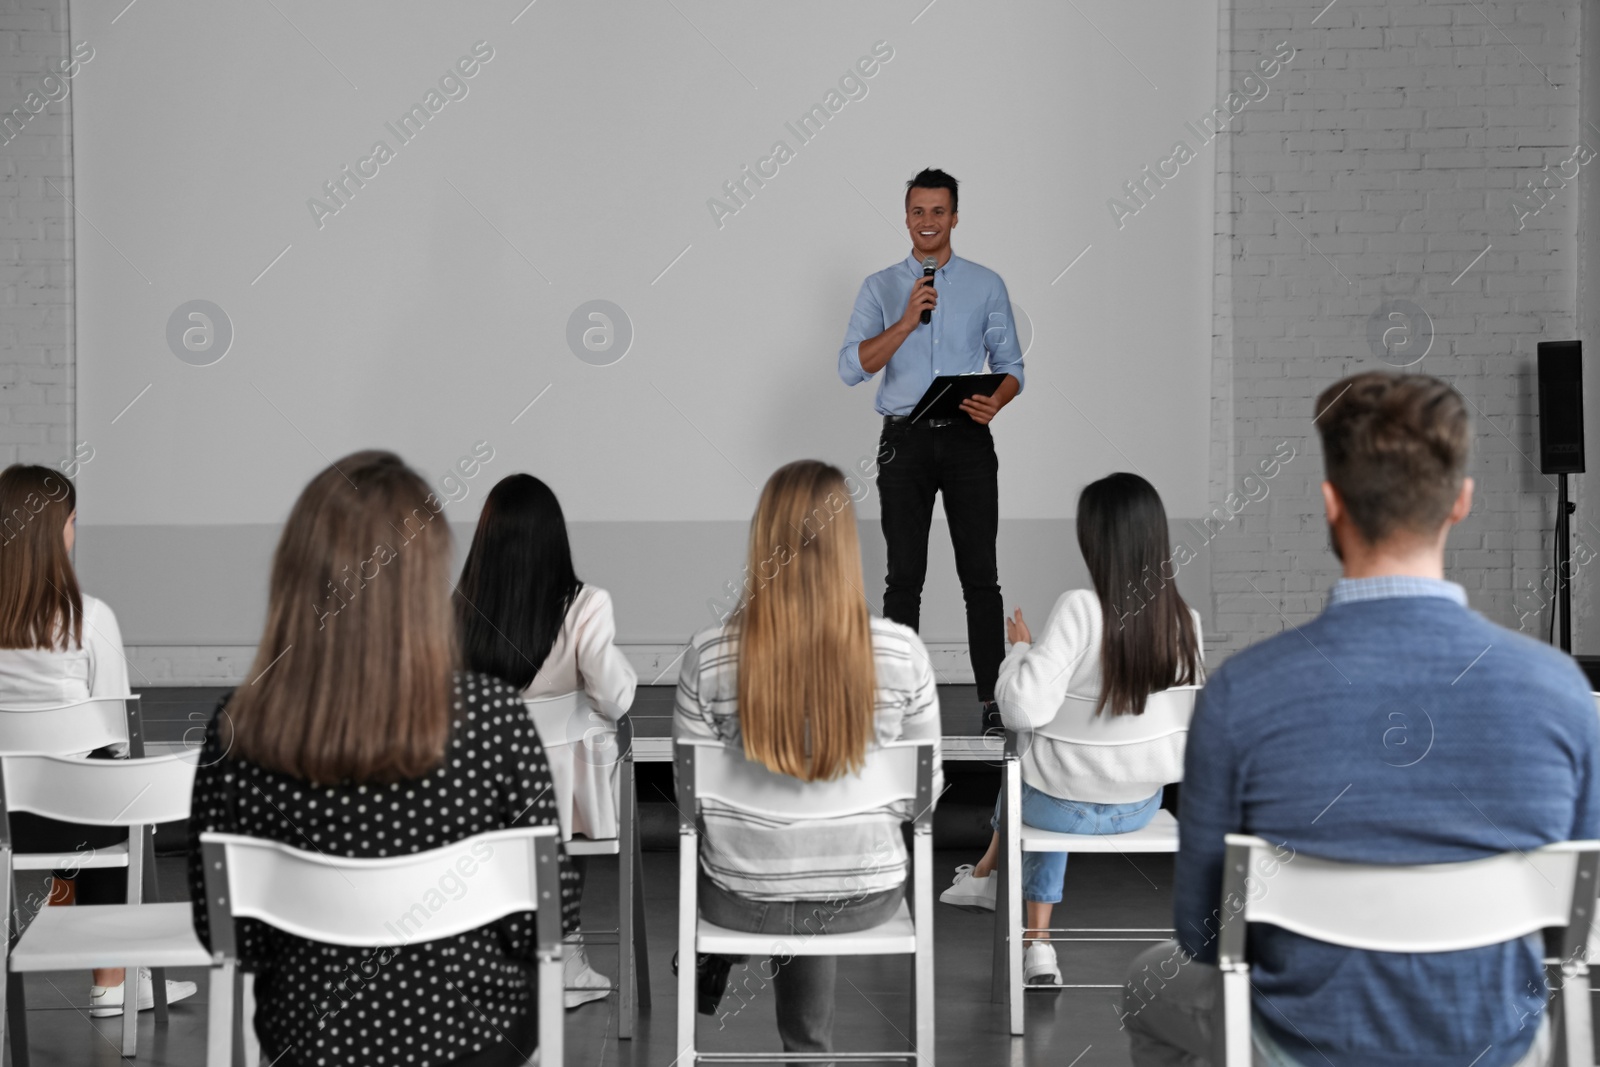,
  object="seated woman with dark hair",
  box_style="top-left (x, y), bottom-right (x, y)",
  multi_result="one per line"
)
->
top-left (939, 472), bottom-right (1204, 987)
top-left (185, 451), bottom-right (578, 1067)
top-left (0, 463), bottom-right (197, 1017)
top-left (455, 472), bottom-right (637, 1008)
